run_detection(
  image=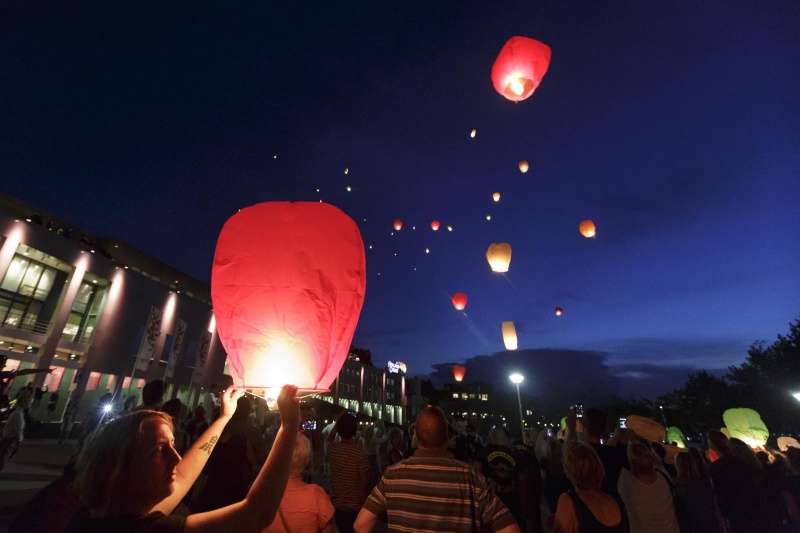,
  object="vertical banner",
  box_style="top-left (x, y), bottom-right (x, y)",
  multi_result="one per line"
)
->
top-left (135, 305), bottom-right (163, 371)
top-left (192, 330), bottom-right (212, 383)
top-left (165, 319), bottom-right (187, 379)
